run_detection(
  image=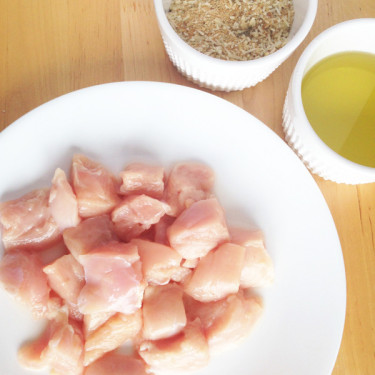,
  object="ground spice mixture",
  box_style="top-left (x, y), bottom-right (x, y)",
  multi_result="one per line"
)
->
top-left (167, 0), bottom-right (294, 61)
